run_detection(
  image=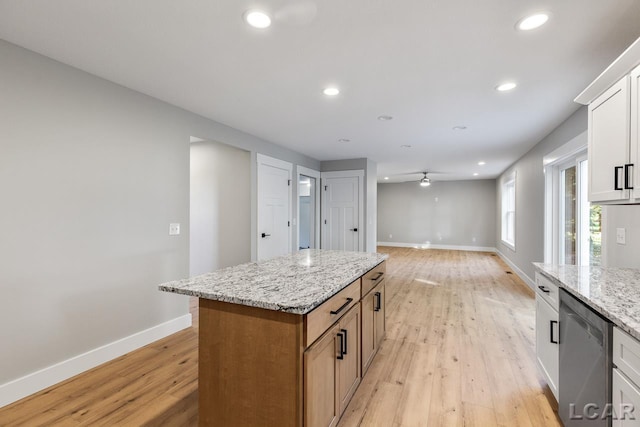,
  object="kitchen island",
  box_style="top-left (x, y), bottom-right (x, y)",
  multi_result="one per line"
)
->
top-left (159, 249), bottom-right (388, 427)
